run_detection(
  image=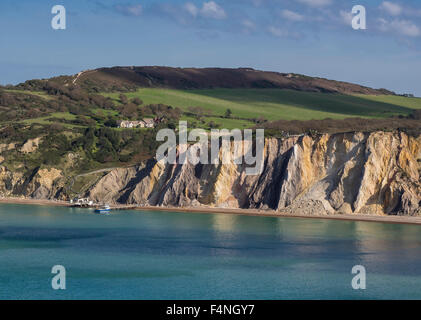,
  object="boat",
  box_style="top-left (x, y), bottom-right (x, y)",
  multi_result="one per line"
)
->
top-left (95, 204), bottom-right (111, 214)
